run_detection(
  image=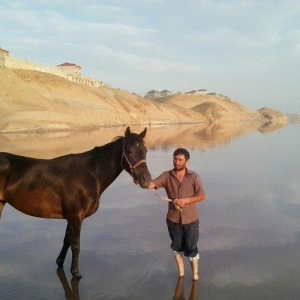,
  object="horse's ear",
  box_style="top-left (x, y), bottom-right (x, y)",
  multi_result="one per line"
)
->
top-left (139, 127), bottom-right (147, 138)
top-left (125, 127), bottom-right (131, 136)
